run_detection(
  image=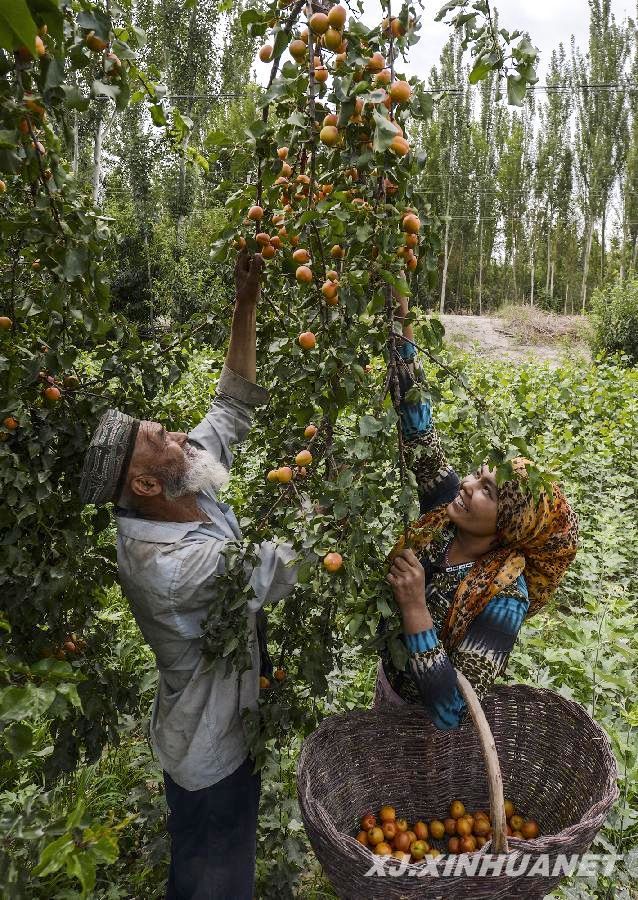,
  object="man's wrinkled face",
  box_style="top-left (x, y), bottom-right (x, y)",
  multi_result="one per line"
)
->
top-left (446, 464), bottom-right (499, 537)
top-left (126, 421), bottom-right (229, 501)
